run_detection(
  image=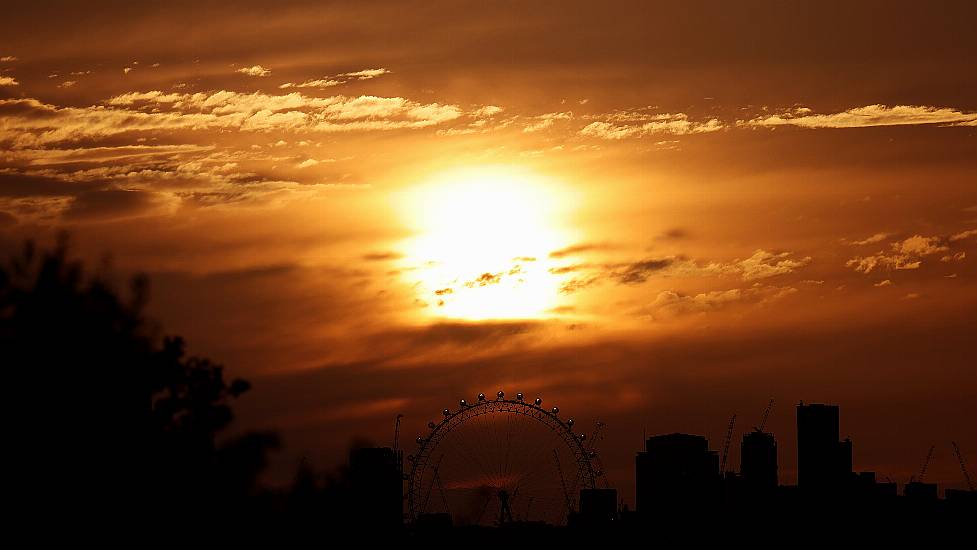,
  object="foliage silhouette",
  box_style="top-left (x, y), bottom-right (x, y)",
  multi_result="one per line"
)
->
top-left (0, 234), bottom-right (279, 518)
